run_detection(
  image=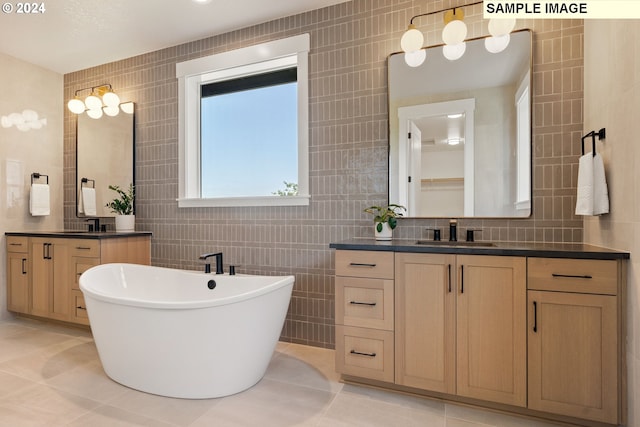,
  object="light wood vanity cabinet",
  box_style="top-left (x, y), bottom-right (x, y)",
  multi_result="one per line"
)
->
top-left (395, 253), bottom-right (526, 407)
top-left (527, 258), bottom-right (621, 424)
top-left (333, 244), bottom-right (627, 426)
top-left (6, 233), bottom-right (151, 326)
